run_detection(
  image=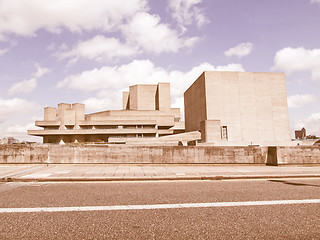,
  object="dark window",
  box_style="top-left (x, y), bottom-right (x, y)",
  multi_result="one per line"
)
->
top-left (221, 126), bottom-right (228, 140)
